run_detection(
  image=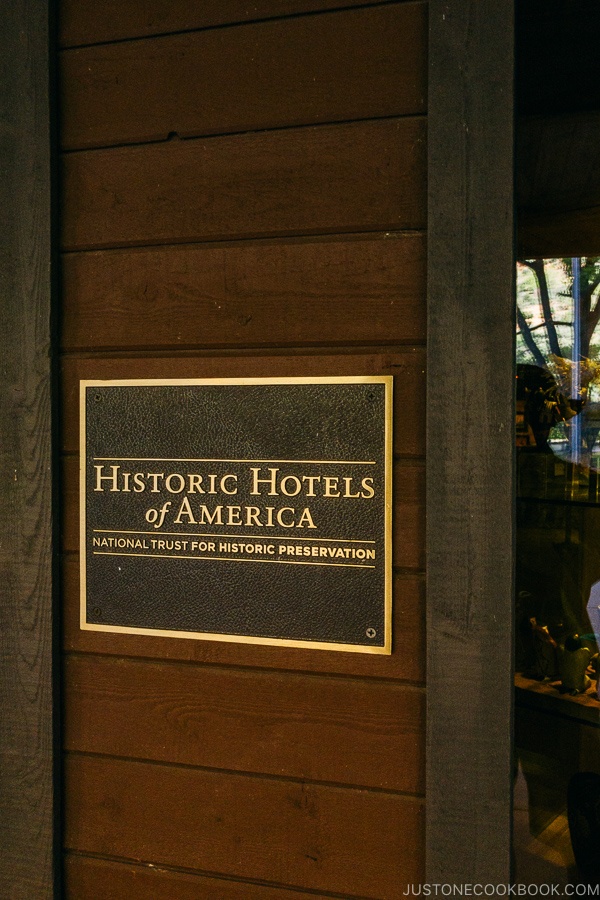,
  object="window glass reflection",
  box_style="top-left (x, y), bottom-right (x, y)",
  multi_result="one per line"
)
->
top-left (515, 258), bottom-right (600, 885)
